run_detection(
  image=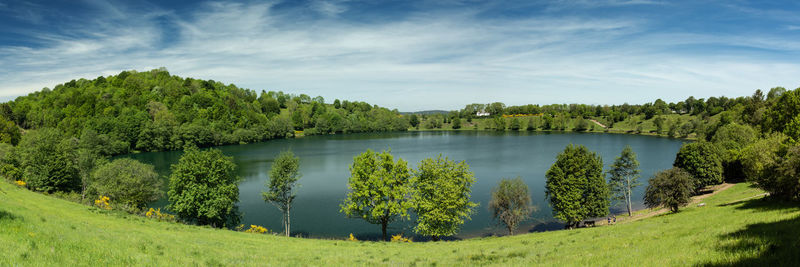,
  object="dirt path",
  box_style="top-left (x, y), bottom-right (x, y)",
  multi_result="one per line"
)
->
top-left (596, 183), bottom-right (736, 226)
top-left (589, 119), bottom-right (607, 128)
